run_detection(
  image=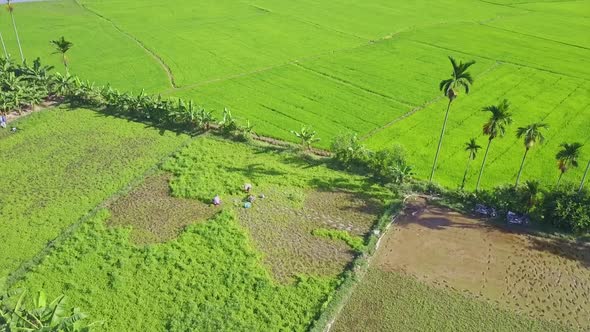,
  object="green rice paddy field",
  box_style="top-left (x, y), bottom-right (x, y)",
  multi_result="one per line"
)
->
top-left (1, 0), bottom-right (590, 330)
top-left (3, 0), bottom-right (589, 189)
